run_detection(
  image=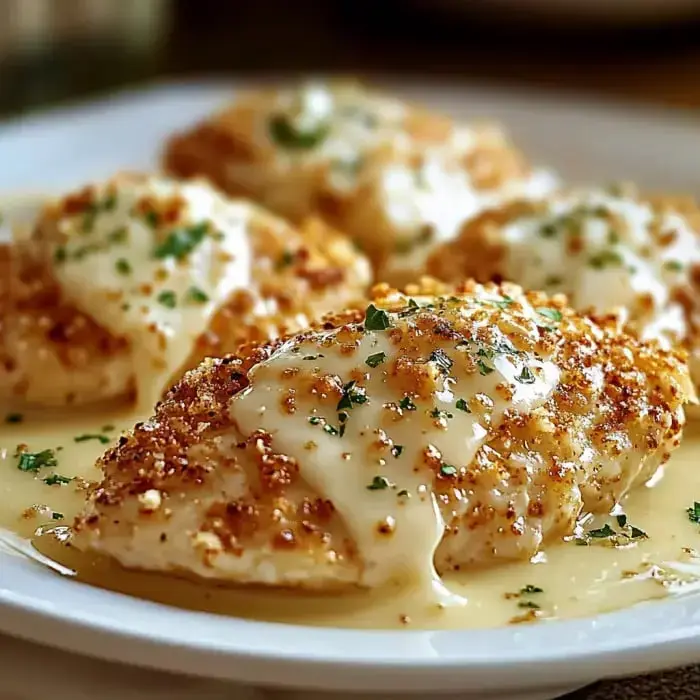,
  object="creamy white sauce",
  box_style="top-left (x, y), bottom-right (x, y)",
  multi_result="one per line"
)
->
top-left (45, 178), bottom-right (253, 408)
top-left (228, 298), bottom-right (558, 596)
top-left (499, 191), bottom-right (700, 347)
